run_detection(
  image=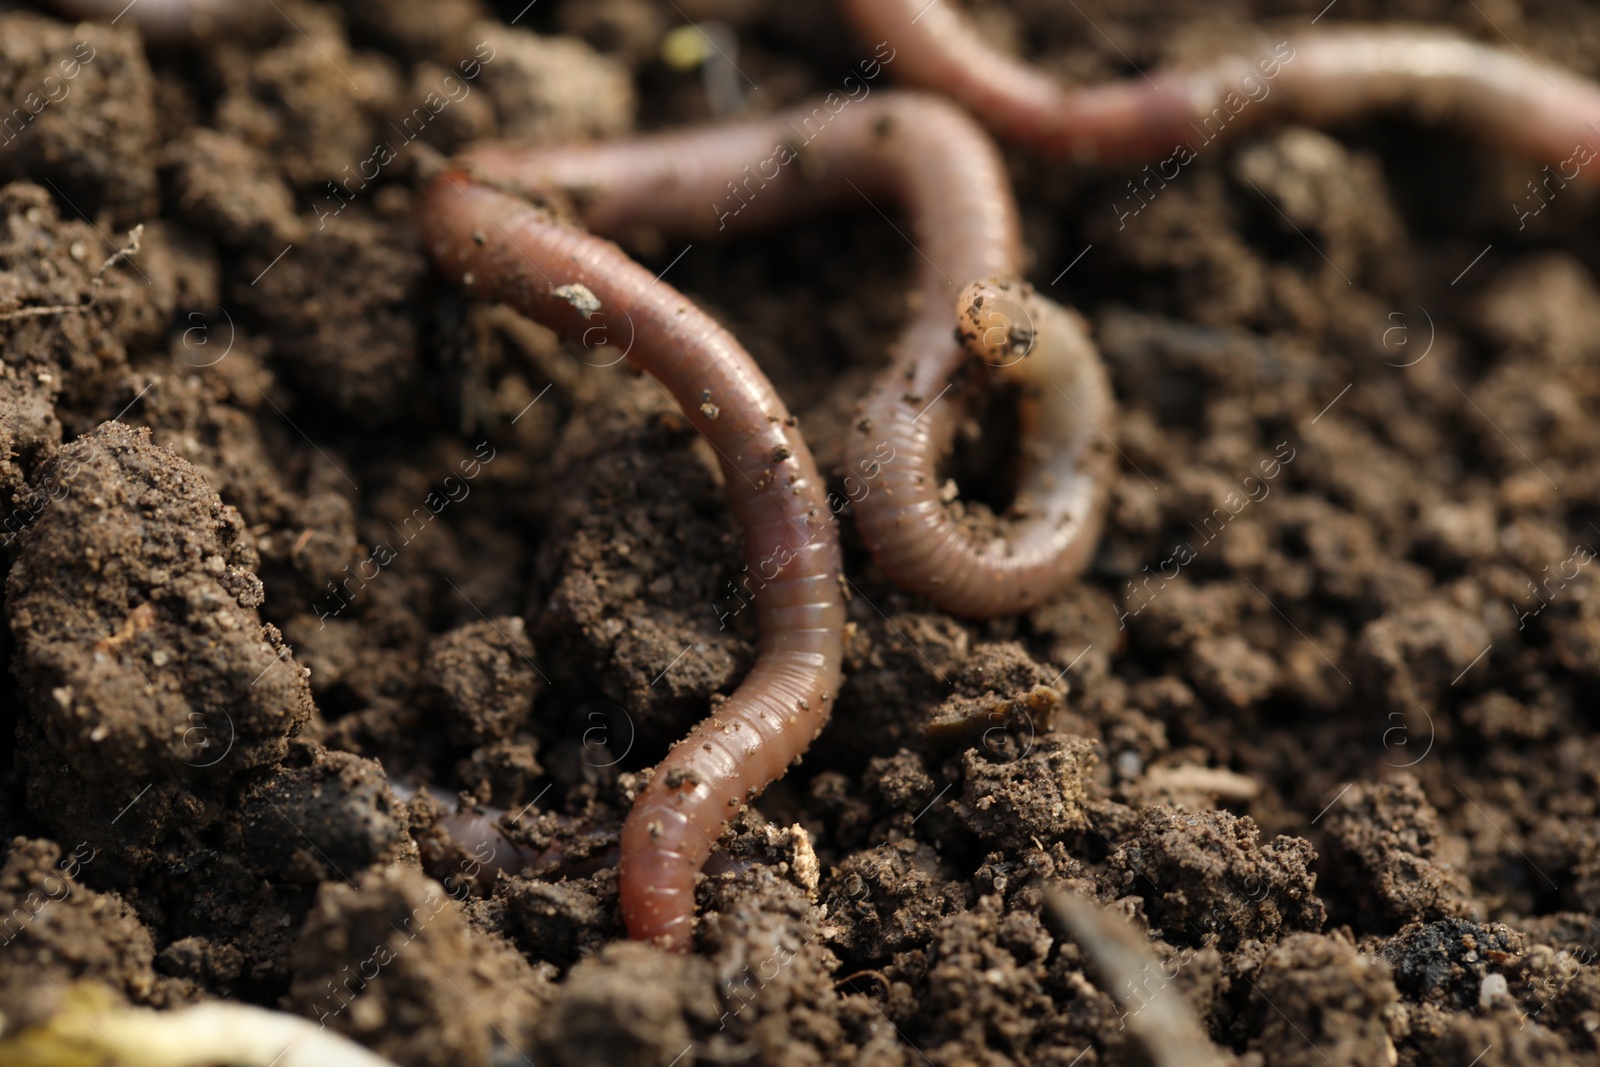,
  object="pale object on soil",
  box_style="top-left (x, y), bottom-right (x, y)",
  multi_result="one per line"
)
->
top-left (1142, 764), bottom-right (1263, 802)
top-left (1479, 971), bottom-right (1509, 1010)
top-left (0, 984), bottom-right (399, 1067)
top-left (1043, 887), bottom-right (1229, 1067)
